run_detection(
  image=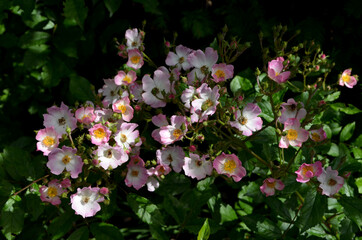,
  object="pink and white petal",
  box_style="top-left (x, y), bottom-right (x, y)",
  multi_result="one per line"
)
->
top-left (279, 136), bottom-right (289, 148)
top-left (142, 75), bottom-right (155, 91)
top-left (165, 52), bottom-right (180, 66)
top-left (245, 117), bottom-right (263, 132)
